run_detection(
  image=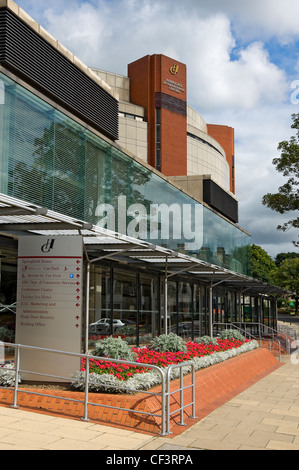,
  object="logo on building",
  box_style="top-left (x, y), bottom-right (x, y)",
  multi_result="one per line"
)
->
top-left (41, 239), bottom-right (55, 253)
top-left (169, 64), bottom-right (179, 75)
